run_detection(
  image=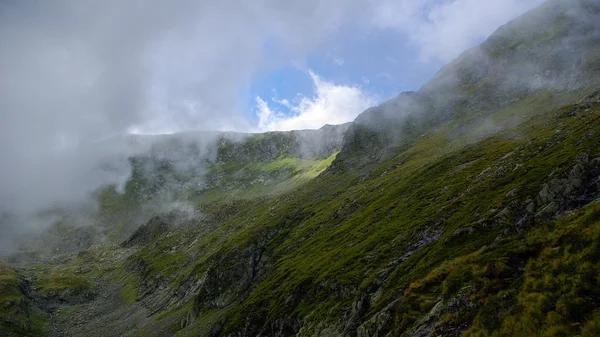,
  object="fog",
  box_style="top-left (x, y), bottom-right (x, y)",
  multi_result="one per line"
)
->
top-left (0, 0), bottom-right (356, 213)
top-left (0, 0), bottom-right (579, 253)
top-left (353, 0), bottom-right (600, 146)
top-left (0, 0), bottom-right (366, 251)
